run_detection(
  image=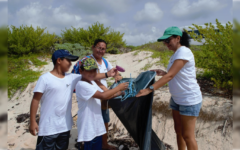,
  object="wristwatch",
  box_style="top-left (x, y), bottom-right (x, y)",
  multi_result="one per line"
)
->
top-left (149, 85), bottom-right (154, 92)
